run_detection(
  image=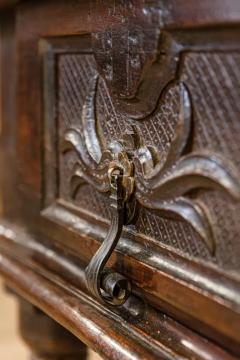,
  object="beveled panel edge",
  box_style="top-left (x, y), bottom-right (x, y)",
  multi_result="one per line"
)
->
top-left (0, 220), bottom-right (237, 360)
top-left (40, 35), bottom-right (93, 210)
